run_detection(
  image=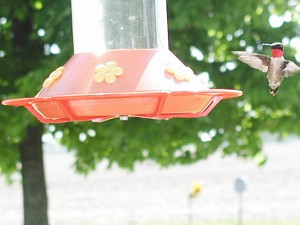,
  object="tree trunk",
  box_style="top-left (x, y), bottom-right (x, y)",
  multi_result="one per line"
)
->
top-left (9, 2), bottom-right (49, 224)
top-left (19, 124), bottom-right (49, 225)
